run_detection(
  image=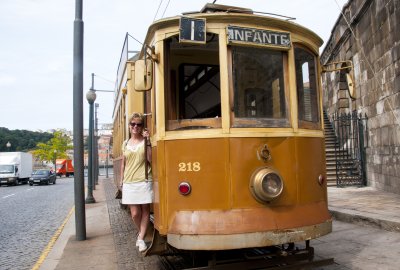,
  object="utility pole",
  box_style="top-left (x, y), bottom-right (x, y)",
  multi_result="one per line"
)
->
top-left (72, 0), bottom-right (86, 241)
top-left (106, 142), bottom-right (110, 178)
top-left (88, 73), bottom-right (113, 182)
top-left (94, 102), bottom-right (99, 188)
top-left (85, 90), bottom-right (96, 203)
